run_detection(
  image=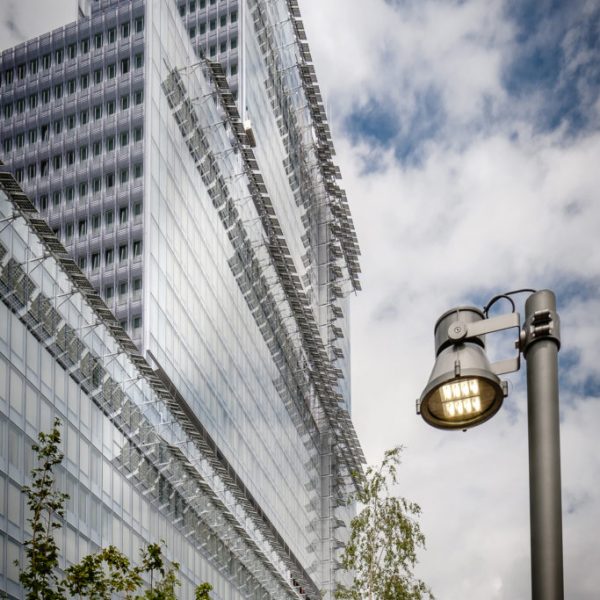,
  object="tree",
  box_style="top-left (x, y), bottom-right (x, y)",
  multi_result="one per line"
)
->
top-left (18, 418), bottom-right (67, 600)
top-left (17, 420), bottom-right (212, 600)
top-left (335, 447), bottom-right (434, 600)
